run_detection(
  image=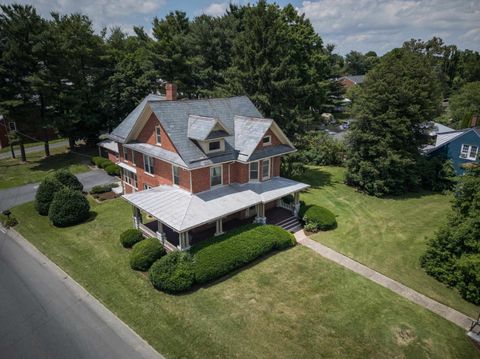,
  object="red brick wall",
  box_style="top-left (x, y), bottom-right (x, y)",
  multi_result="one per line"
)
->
top-left (223, 163), bottom-right (230, 185)
top-left (230, 162), bottom-right (249, 184)
top-left (339, 78), bottom-right (355, 90)
top-left (107, 150), bottom-right (118, 162)
top-left (136, 113), bottom-right (177, 153)
top-left (272, 156), bottom-right (281, 177)
top-left (254, 128), bottom-right (282, 151)
top-left (191, 167), bottom-right (210, 193)
top-left (178, 167), bottom-right (190, 191)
